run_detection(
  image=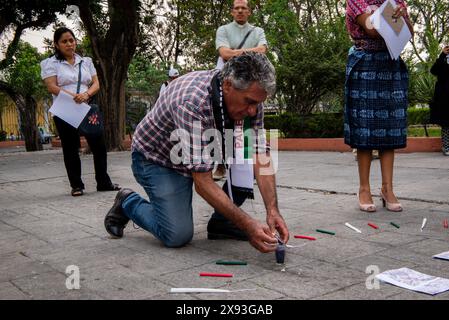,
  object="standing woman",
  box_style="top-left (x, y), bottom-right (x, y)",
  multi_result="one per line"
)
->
top-left (40, 27), bottom-right (120, 196)
top-left (430, 45), bottom-right (449, 156)
top-left (345, 1), bottom-right (414, 212)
